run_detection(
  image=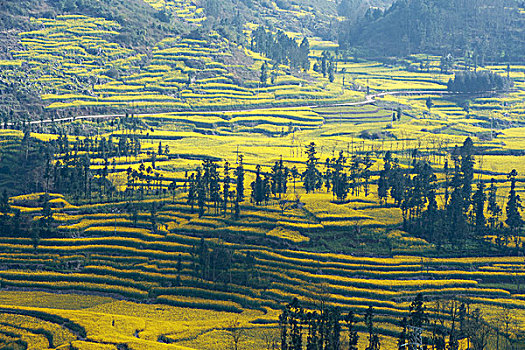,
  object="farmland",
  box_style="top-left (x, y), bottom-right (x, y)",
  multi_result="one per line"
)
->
top-left (0, 72), bottom-right (524, 347)
top-left (0, 0), bottom-right (524, 349)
